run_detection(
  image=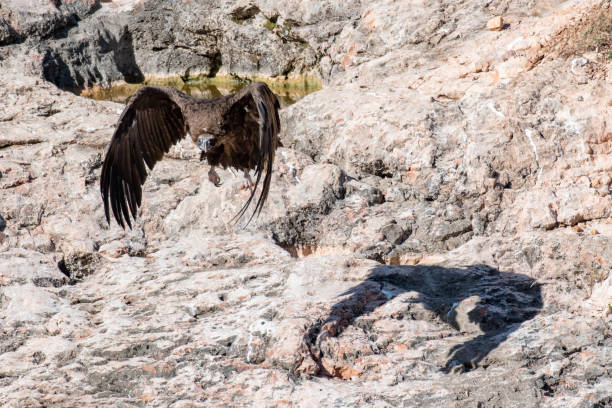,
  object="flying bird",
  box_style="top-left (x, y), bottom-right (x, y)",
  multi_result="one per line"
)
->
top-left (100, 82), bottom-right (281, 229)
